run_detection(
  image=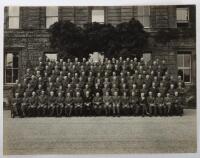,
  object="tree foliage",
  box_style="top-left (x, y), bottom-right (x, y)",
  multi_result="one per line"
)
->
top-left (48, 18), bottom-right (149, 59)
